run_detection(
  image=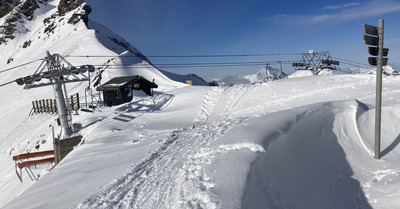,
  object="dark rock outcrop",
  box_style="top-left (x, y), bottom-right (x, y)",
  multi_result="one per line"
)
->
top-left (0, 0), bottom-right (87, 44)
top-left (0, 0), bottom-right (18, 18)
top-left (57, 0), bottom-right (82, 16)
top-left (0, 0), bottom-right (40, 44)
top-left (20, 0), bottom-right (39, 20)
